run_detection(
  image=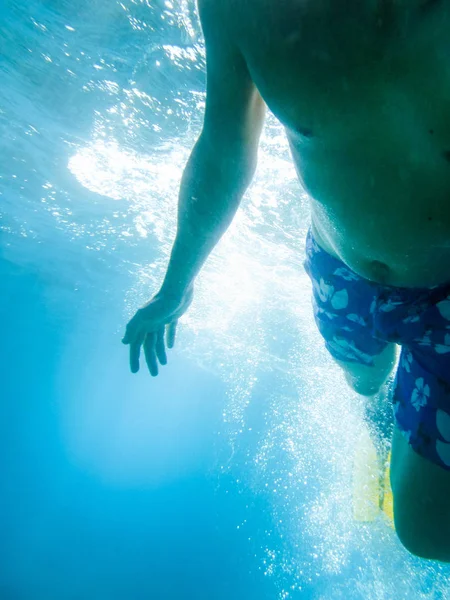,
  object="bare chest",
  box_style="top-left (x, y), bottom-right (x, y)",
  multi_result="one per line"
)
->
top-left (235, 0), bottom-right (450, 137)
top-left (232, 0), bottom-right (450, 286)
